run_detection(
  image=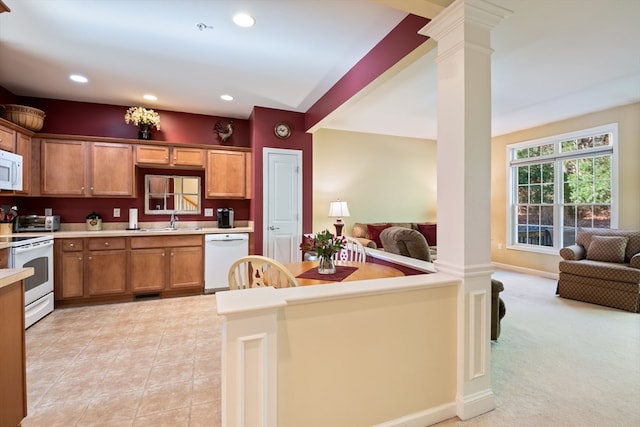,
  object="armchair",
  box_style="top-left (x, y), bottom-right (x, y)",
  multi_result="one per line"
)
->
top-left (557, 227), bottom-right (640, 312)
